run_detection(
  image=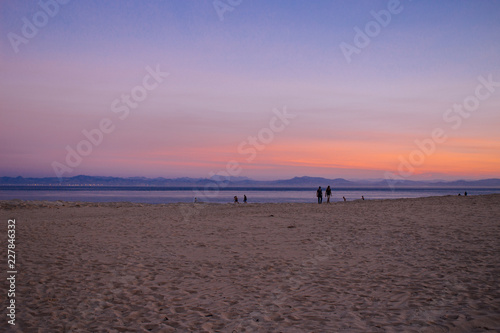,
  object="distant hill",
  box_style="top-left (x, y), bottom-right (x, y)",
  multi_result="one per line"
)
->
top-left (1, 175), bottom-right (500, 188)
top-left (271, 176), bottom-right (355, 186)
top-left (432, 179), bottom-right (500, 187)
top-left (374, 178), bottom-right (500, 188)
